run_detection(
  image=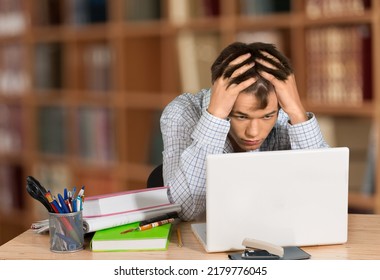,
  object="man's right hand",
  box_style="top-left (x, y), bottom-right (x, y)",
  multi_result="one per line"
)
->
top-left (208, 53), bottom-right (256, 119)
